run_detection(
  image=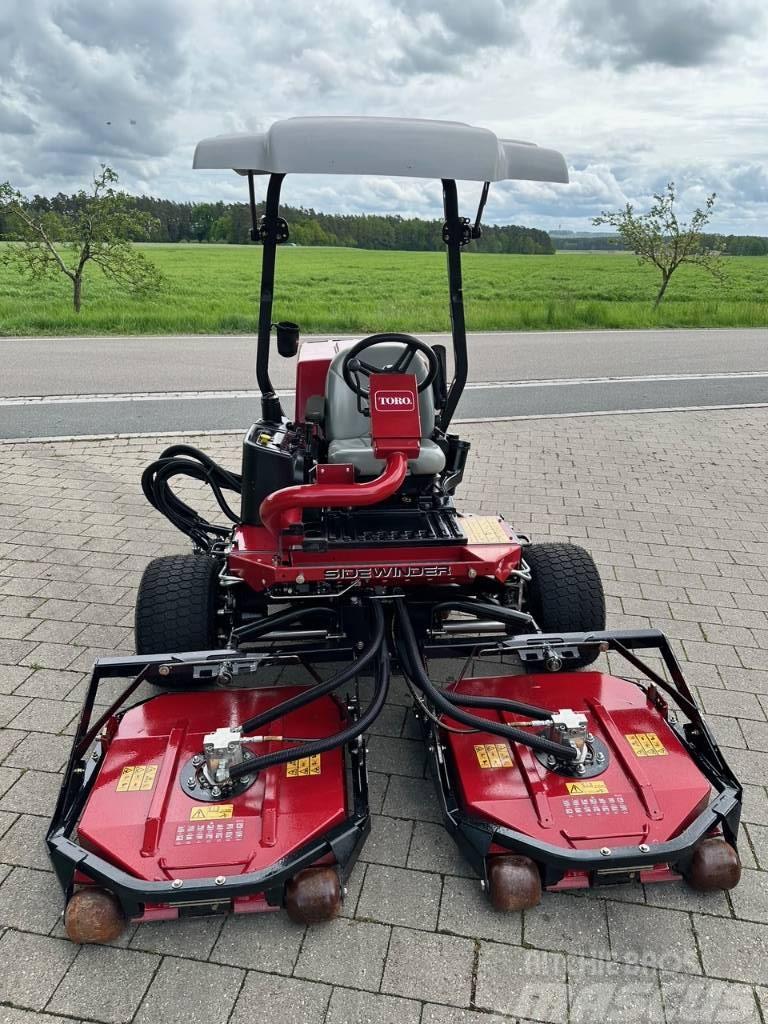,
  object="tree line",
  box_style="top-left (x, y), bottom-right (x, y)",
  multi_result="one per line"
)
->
top-left (0, 191), bottom-right (556, 254)
top-left (553, 230), bottom-right (768, 255)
